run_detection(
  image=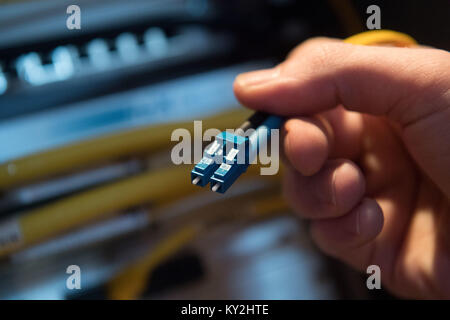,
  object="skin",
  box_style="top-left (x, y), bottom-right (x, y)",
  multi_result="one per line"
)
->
top-left (233, 38), bottom-right (450, 299)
